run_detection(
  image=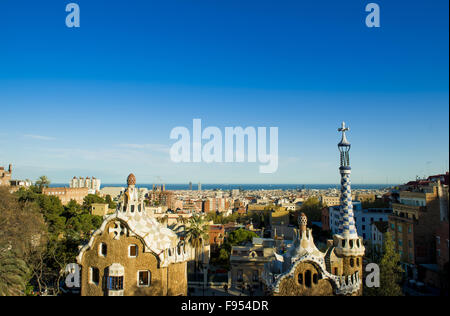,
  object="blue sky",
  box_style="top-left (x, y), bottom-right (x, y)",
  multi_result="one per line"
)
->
top-left (0, 0), bottom-right (448, 184)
